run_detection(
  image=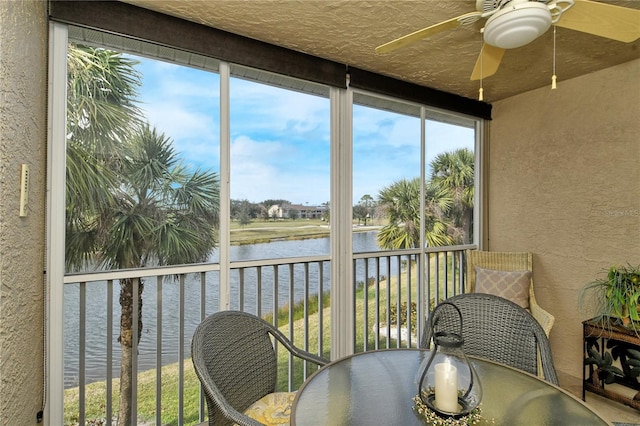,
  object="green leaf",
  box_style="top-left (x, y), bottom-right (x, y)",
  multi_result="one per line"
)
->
top-left (604, 365), bottom-right (624, 376)
top-left (588, 347), bottom-right (602, 361)
top-left (628, 358), bottom-right (640, 367)
top-left (584, 357), bottom-right (599, 365)
top-left (627, 349), bottom-right (640, 359)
